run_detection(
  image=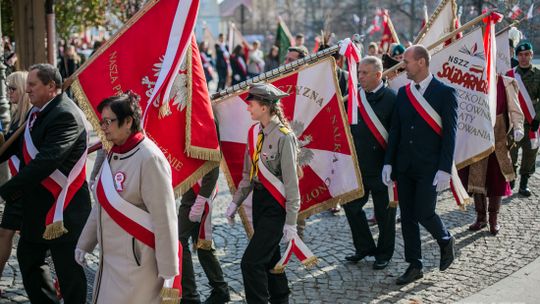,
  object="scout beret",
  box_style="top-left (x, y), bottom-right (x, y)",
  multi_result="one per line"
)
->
top-left (515, 41), bottom-right (533, 55)
top-left (246, 83), bottom-right (289, 104)
top-left (391, 44), bottom-right (405, 57)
